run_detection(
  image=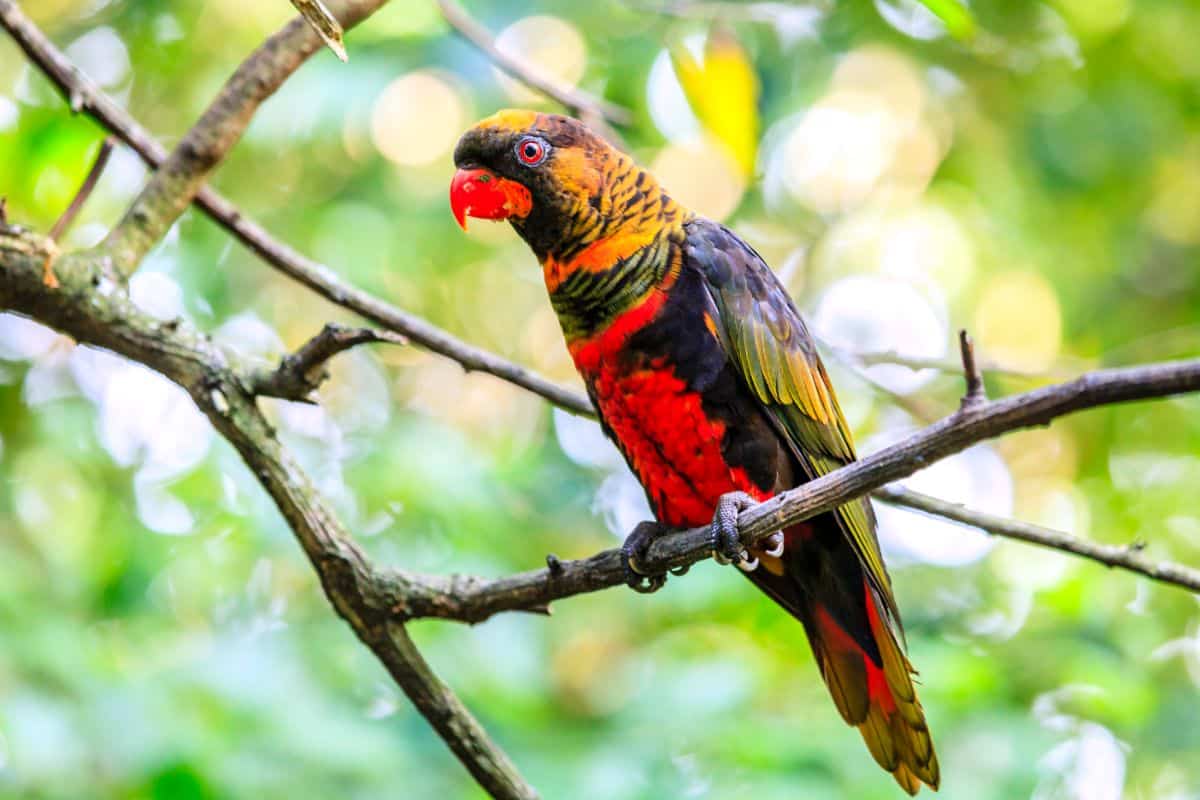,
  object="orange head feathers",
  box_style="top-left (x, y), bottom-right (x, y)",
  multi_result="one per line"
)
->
top-left (451, 110), bottom-right (686, 264)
